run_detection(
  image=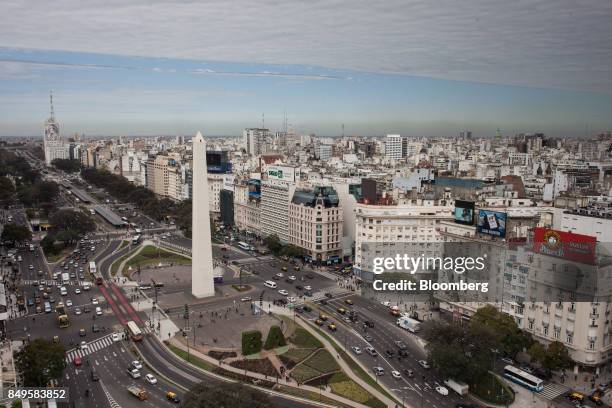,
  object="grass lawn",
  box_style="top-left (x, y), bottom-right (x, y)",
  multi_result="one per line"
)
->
top-left (110, 250), bottom-right (132, 276)
top-left (329, 372), bottom-right (386, 408)
top-left (471, 372), bottom-right (515, 405)
top-left (166, 343), bottom-right (216, 371)
top-left (281, 348), bottom-right (316, 364)
top-left (118, 240), bottom-right (129, 250)
top-left (291, 364), bottom-right (322, 383)
top-left (276, 386), bottom-right (354, 408)
top-left (310, 324), bottom-right (400, 406)
top-left (302, 349), bottom-right (340, 374)
top-left (45, 244), bottom-right (75, 263)
top-left (290, 327), bottom-right (323, 349)
top-left (122, 245), bottom-right (190, 275)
